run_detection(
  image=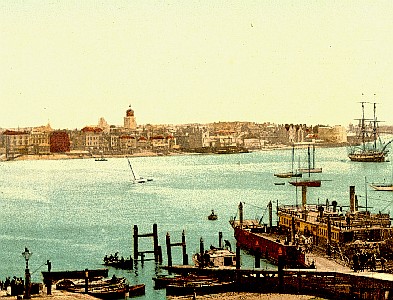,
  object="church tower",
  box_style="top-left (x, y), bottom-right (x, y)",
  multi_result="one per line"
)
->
top-left (124, 106), bottom-right (137, 130)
